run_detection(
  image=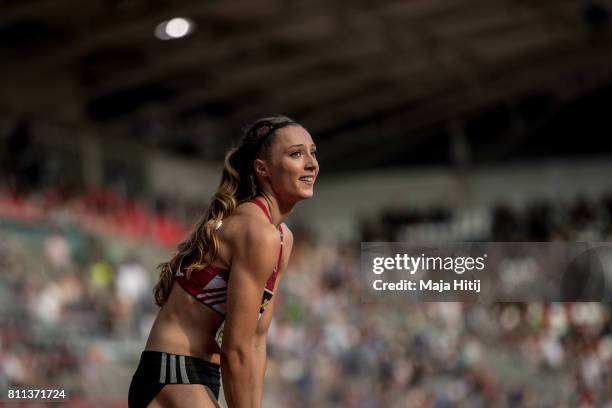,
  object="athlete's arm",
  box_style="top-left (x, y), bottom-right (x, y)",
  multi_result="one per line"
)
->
top-left (252, 298), bottom-right (274, 408)
top-left (221, 220), bottom-right (280, 408)
top-left (252, 226), bottom-right (293, 408)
